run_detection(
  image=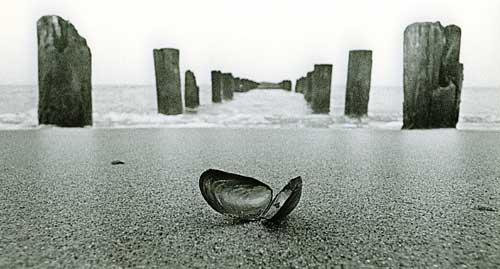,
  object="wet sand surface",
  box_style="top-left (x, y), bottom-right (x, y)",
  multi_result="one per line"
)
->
top-left (0, 128), bottom-right (499, 268)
